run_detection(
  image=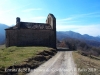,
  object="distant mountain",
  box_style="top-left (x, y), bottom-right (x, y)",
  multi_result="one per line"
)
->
top-left (57, 31), bottom-right (100, 42)
top-left (97, 36), bottom-right (100, 38)
top-left (0, 23), bottom-right (9, 34)
top-left (57, 31), bottom-right (83, 40)
top-left (57, 31), bottom-right (100, 47)
top-left (0, 23), bottom-right (9, 44)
